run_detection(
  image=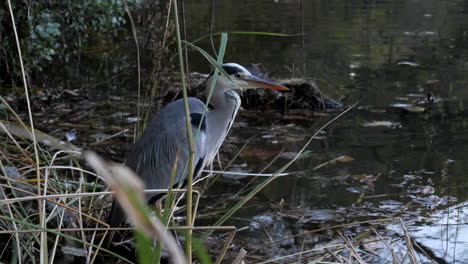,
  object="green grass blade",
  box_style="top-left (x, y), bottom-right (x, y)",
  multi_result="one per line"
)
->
top-left (136, 230), bottom-right (153, 264)
top-left (172, 0), bottom-right (196, 260)
top-left (216, 33), bottom-right (228, 60)
top-left (190, 31), bottom-right (298, 45)
top-left (198, 32), bottom-right (228, 136)
top-left (192, 237), bottom-right (213, 264)
top-left (177, 33), bottom-right (228, 223)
